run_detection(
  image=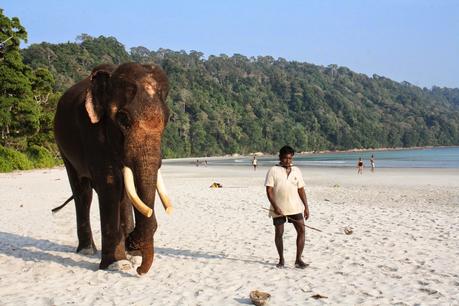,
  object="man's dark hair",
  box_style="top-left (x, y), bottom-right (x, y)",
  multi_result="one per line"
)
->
top-left (279, 145), bottom-right (295, 156)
